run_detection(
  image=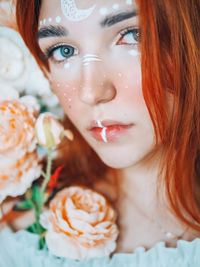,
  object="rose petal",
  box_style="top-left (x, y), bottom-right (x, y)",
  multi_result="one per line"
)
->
top-left (45, 231), bottom-right (81, 259)
top-left (68, 217), bottom-right (95, 234)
